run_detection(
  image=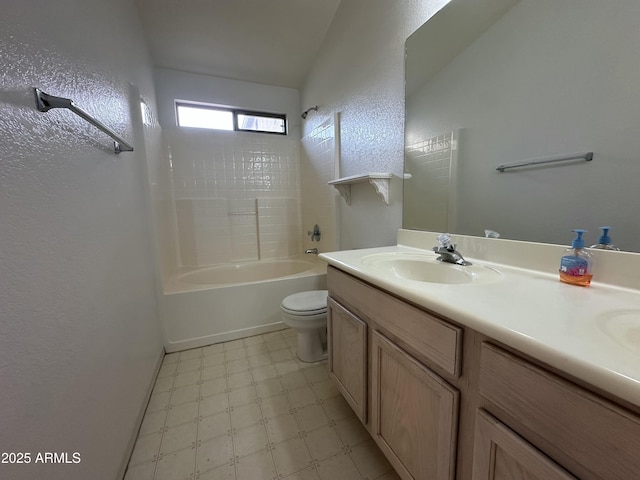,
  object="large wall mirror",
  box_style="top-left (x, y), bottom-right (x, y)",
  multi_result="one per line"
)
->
top-left (404, 0), bottom-right (640, 252)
